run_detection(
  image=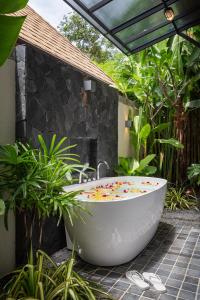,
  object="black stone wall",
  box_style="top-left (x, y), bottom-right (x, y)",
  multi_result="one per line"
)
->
top-left (15, 44), bottom-right (118, 263)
